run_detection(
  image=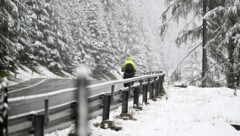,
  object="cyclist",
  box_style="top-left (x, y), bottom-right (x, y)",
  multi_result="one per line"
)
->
top-left (122, 57), bottom-right (136, 87)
